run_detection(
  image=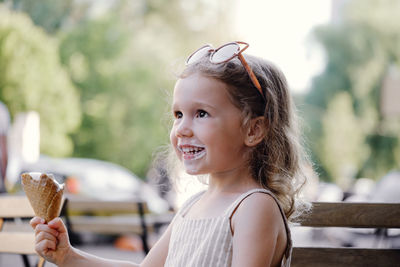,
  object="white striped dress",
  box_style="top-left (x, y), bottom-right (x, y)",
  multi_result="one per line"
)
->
top-left (164, 188), bottom-right (292, 267)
